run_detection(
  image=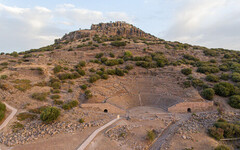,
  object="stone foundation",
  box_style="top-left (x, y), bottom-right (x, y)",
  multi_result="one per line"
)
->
top-left (168, 101), bottom-right (214, 113)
